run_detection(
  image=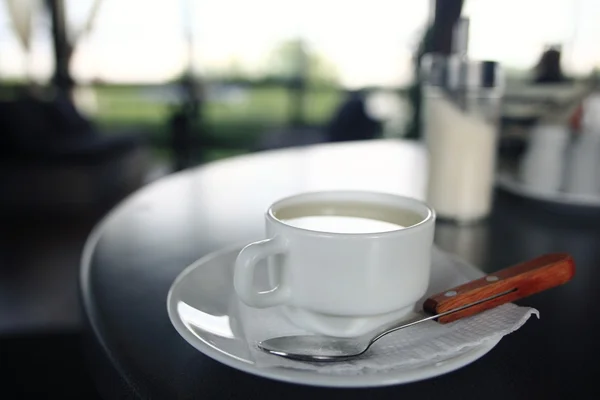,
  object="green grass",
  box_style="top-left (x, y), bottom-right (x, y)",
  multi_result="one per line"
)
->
top-left (92, 84), bottom-right (342, 156)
